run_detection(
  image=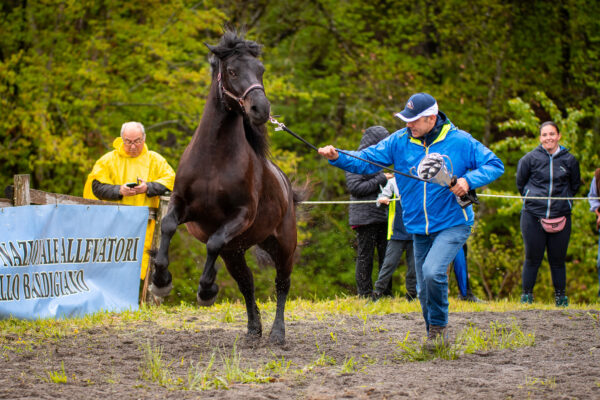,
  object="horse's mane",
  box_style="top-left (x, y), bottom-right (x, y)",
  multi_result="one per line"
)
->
top-left (208, 30), bottom-right (269, 160)
top-left (211, 30), bottom-right (262, 60)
